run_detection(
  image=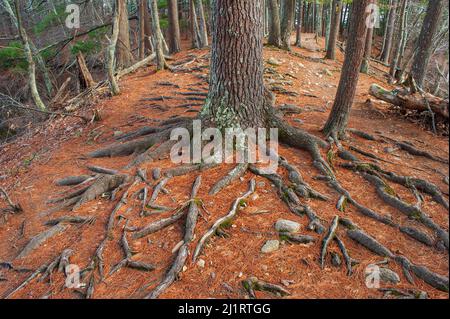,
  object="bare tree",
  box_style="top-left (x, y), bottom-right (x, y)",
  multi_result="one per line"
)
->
top-left (117, 0), bottom-right (134, 68)
top-left (150, 0), bottom-right (166, 70)
top-left (168, 0), bottom-right (181, 53)
top-left (280, 0), bottom-right (296, 50)
top-left (325, 0), bottom-right (342, 60)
